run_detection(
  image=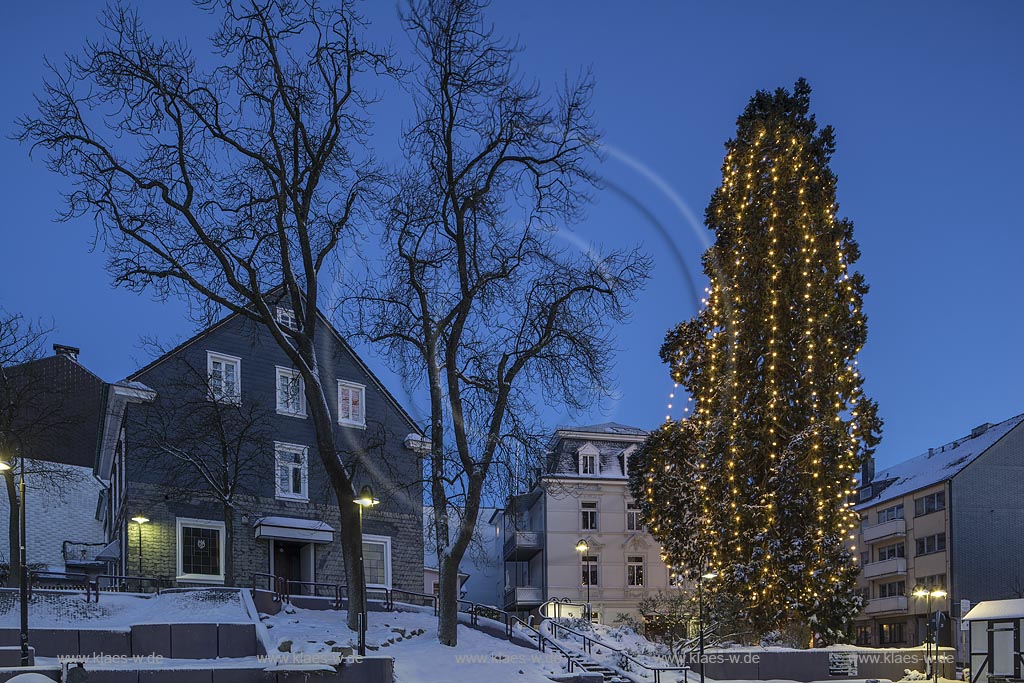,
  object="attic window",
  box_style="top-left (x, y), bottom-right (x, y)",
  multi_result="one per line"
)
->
top-left (276, 306), bottom-right (299, 331)
top-left (578, 444), bottom-right (600, 475)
